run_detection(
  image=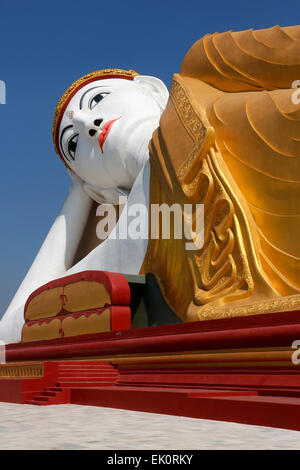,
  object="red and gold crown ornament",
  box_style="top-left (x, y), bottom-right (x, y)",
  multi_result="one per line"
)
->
top-left (52, 68), bottom-right (139, 168)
